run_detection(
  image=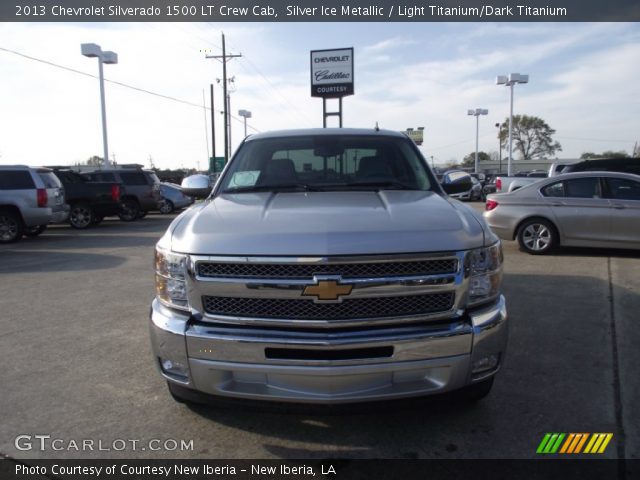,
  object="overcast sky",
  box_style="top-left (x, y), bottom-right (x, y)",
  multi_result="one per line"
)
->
top-left (1, 22), bottom-right (638, 169)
